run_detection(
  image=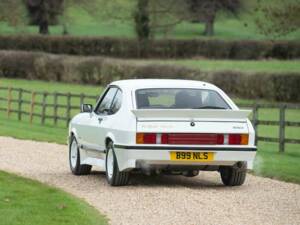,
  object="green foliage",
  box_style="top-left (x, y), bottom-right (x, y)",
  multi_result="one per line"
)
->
top-left (0, 170), bottom-right (108, 225)
top-left (186, 0), bottom-right (244, 36)
top-left (0, 35), bottom-right (299, 59)
top-left (255, 0), bottom-right (300, 37)
top-left (0, 0), bottom-right (27, 26)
